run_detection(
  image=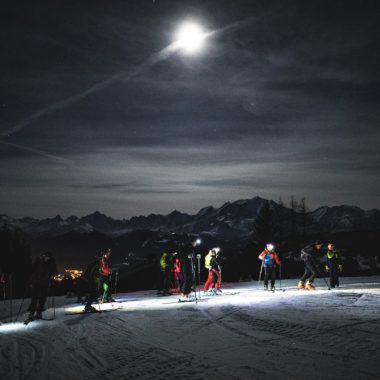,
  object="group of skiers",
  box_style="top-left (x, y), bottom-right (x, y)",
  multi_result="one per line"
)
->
top-left (81, 248), bottom-right (115, 313)
top-left (298, 241), bottom-right (342, 290)
top-left (158, 239), bottom-right (225, 301)
top-left (24, 239), bottom-right (343, 318)
top-left (157, 240), bottom-right (343, 301)
top-left (25, 248), bottom-right (116, 318)
top-left (258, 240), bottom-right (342, 291)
